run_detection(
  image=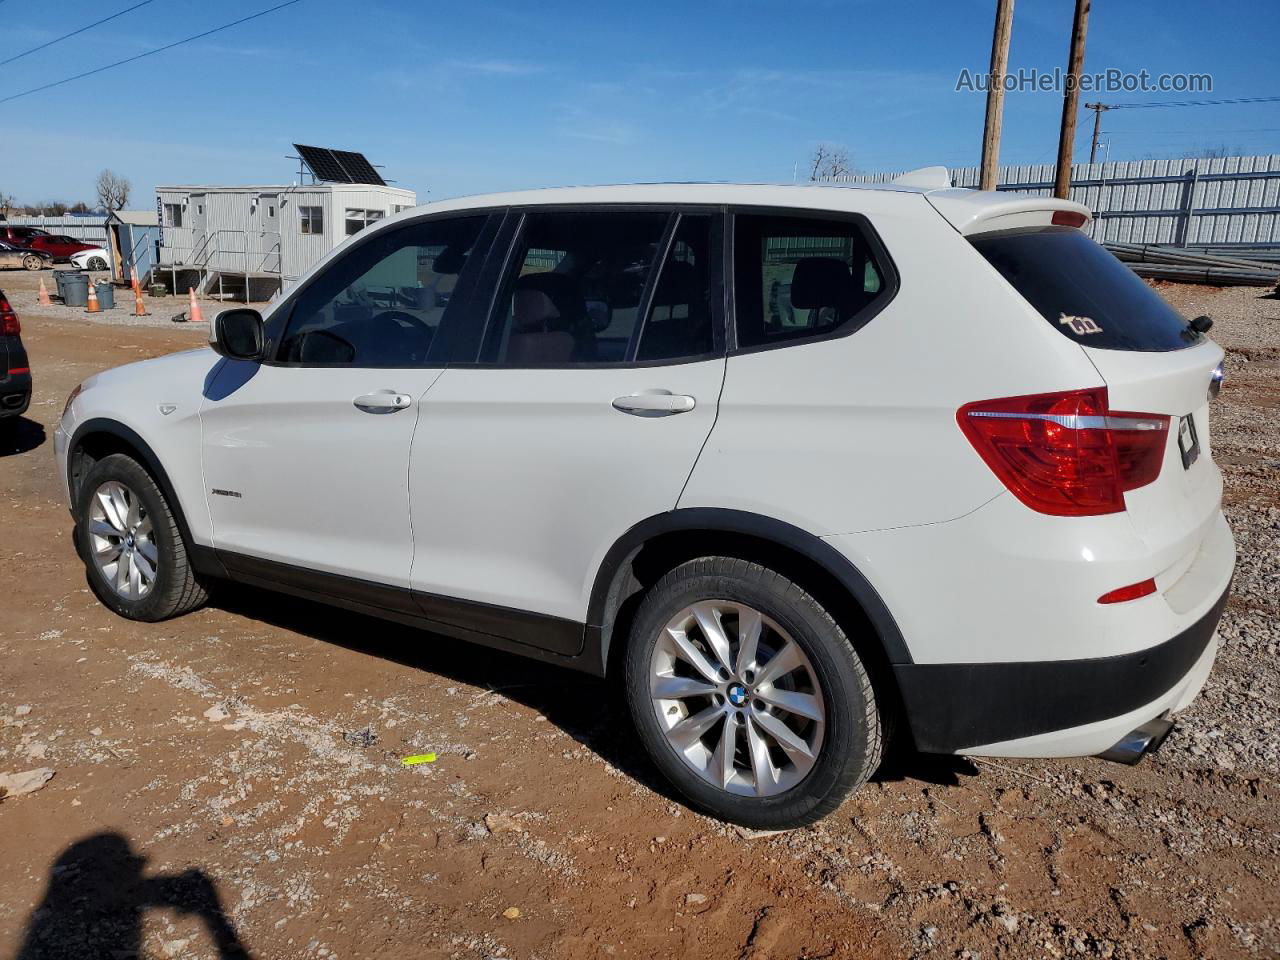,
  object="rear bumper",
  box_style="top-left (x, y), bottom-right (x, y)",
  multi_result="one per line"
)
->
top-left (0, 373), bottom-right (31, 417)
top-left (893, 584), bottom-right (1228, 754)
